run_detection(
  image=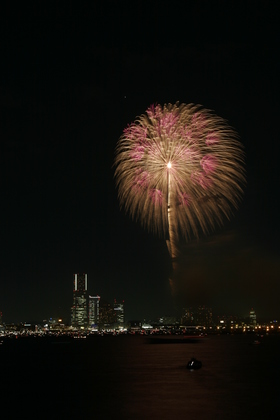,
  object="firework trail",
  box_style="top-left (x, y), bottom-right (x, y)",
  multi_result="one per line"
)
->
top-left (114, 103), bottom-right (245, 287)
